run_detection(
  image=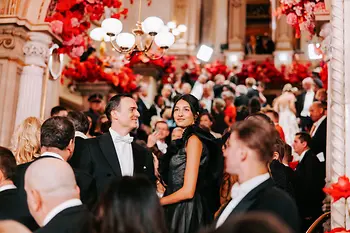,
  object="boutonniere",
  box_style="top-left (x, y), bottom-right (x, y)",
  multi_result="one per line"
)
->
top-left (289, 161), bottom-right (299, 170)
